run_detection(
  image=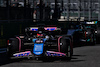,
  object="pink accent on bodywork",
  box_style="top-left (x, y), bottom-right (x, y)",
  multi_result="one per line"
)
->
top-left (16, 37), bottom-right (21, 52)
top-left (47, 51), bottom-right (66, 55)
top-left (58, 36), bottom-right (62, 52)
top-left (13, 51), bottom-right (31, 57)
top-left (14, 51), bottom-right (31, 55)
top-left (44, 27), bottom-right (57, 30)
